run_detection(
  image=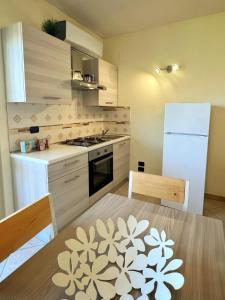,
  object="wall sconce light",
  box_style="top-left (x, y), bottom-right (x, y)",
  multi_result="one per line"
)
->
top-left (155, 64), bottom-right (180, 74)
